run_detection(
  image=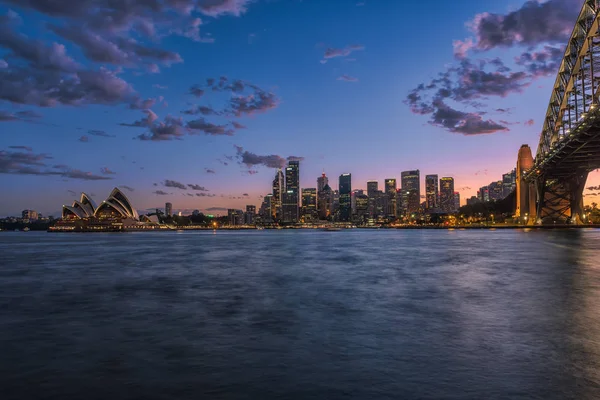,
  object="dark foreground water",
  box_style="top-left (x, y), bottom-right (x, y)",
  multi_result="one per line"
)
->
top-left (1, 229), bottom-right (600, 399)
